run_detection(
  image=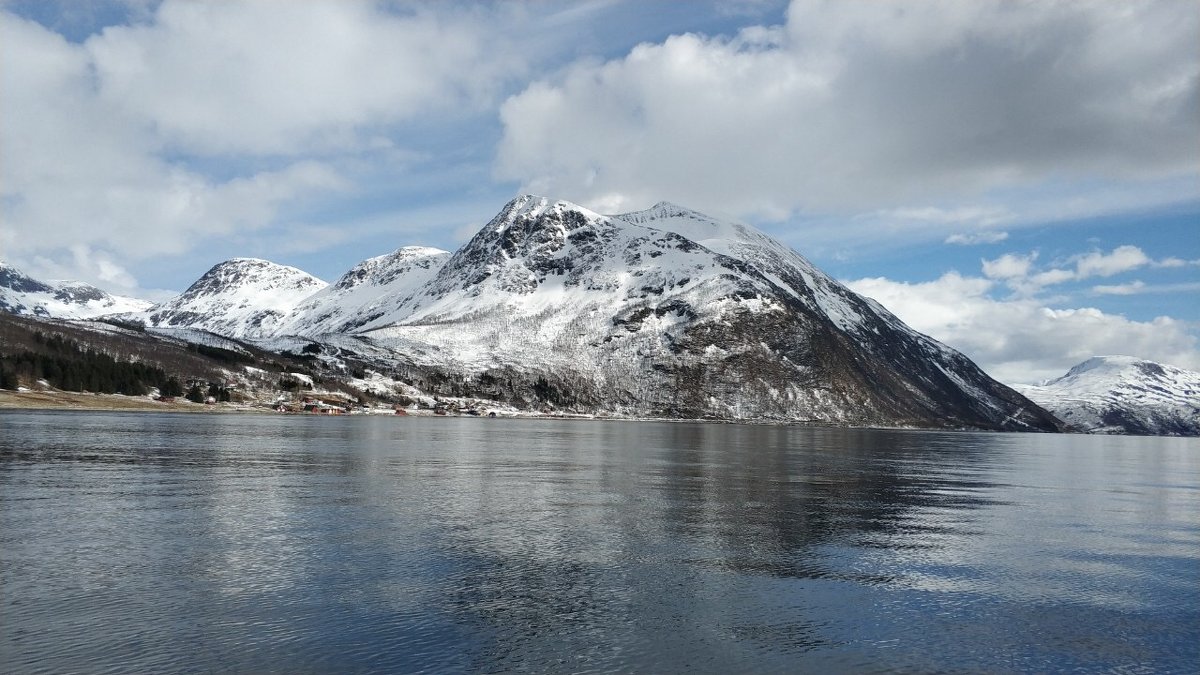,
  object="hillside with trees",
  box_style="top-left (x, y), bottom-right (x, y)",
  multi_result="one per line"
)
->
top-left (0, 314), bottom-right (346, 402)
